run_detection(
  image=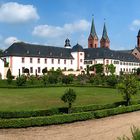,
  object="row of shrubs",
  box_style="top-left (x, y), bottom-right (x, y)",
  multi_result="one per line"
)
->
top-left (0, 101), bottom-right (128, 119)
top-left (6, 67), bottom-right (120, 87)
top-left (0, 104), bottom-right (140, 128)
